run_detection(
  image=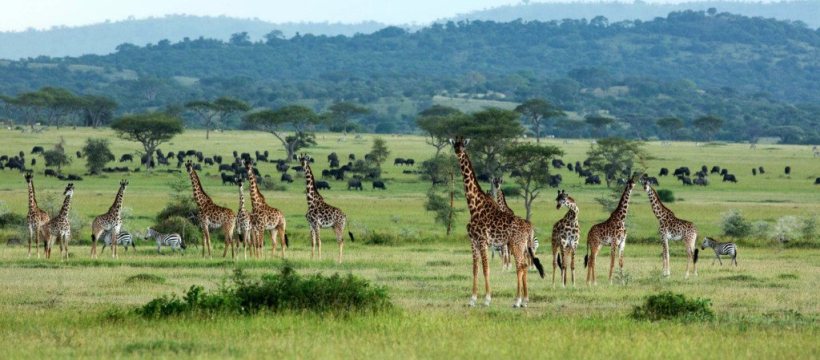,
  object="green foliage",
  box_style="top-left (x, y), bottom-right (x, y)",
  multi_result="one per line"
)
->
top-left (125, 273), bottom-right (166, 284)
top-left (416, 107), bottom-right (465, 156)
top-left (424, 189), bottom-right (462, 235)
top-left (656, 117), bottom-right (684, 140)
top-left (111, 112), bottom-right (183, 167)
top-left (42, 139), bottom-right (71, 172)
top-left (243, 105), bottom-right (319, 160)
top-left (631, 292), bottom-right (715, 322)
top-left (693, 115), bottom-right (723, 141)
top-left (0, 212), bottom-right (25, 229)
top-left (419, 155), bottom-right (459, 185)
top-left (502, 143), bottom-right (564, 220)
top-left (584, 115), bottom-right (615, 138)
top-left (586, 137), bottom-right (647, 187)
top-left (721, 209), bottom-right (752, 238)
top-left (368, 138), bottom-right (391, 168)
top-left (361, 231), bottom-right (400, 246)
top-left (657, 189), bottom-right (675, 203)
top-left (81, 138), bottom-right (115, 174)
top-left (136, 267), bottom-right (391, 317)
top-left (514, 98), bottom-right (564, 142)
top-left (451, 108), bottom-right (523, 177)
top-left (326, 101), bottom-right (370, 133)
